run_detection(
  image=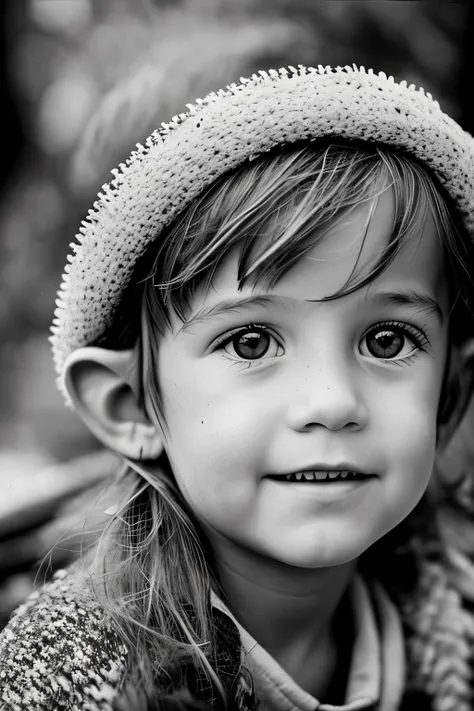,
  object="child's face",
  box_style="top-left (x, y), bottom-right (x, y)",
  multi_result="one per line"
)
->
top-left (153, 189), bottom-right (449, 568)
